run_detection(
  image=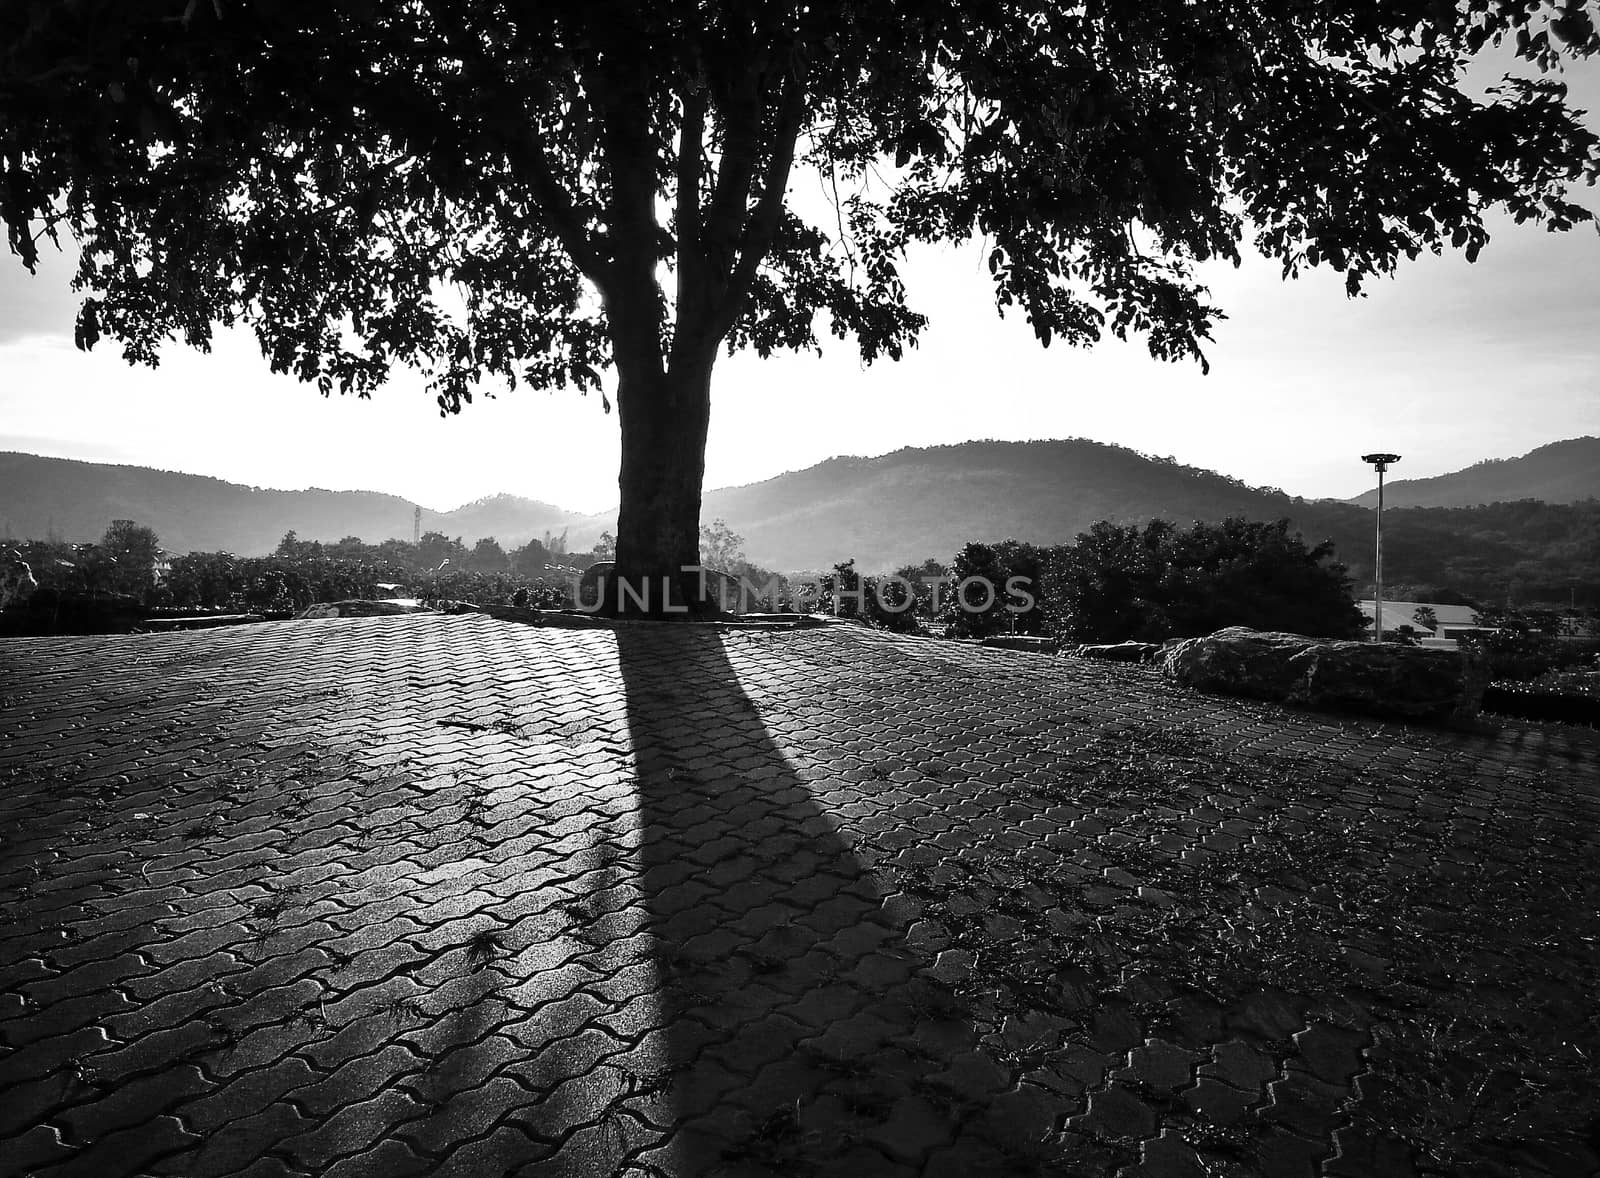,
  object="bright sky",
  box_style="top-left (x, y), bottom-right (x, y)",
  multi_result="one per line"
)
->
top-left (3, 57), bottom-right (1598, 514)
